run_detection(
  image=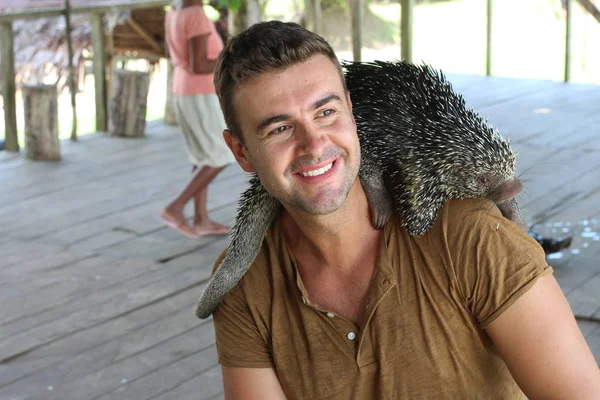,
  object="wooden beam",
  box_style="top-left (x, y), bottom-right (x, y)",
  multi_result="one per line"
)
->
top-left (565, 0), bottom-right (573, 82)
top-left (65, 0), bottom-right (78, 141)
top-left (400, 0), bottom-right (414, 63)
top-left (486, 0), bottom-right (492, 76)
top-left (577, 0), bottom-right (600, 24)
top-left (351, 0), bottom-right (363, 62)
top-left (1, 21), bottom-right (18, 152)
top-left (92, 13), bottom-right (107, 132)
top-left (126, 17), bottom-right (162, 53)
top-left (0, 0), bottom-right (171, 22)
